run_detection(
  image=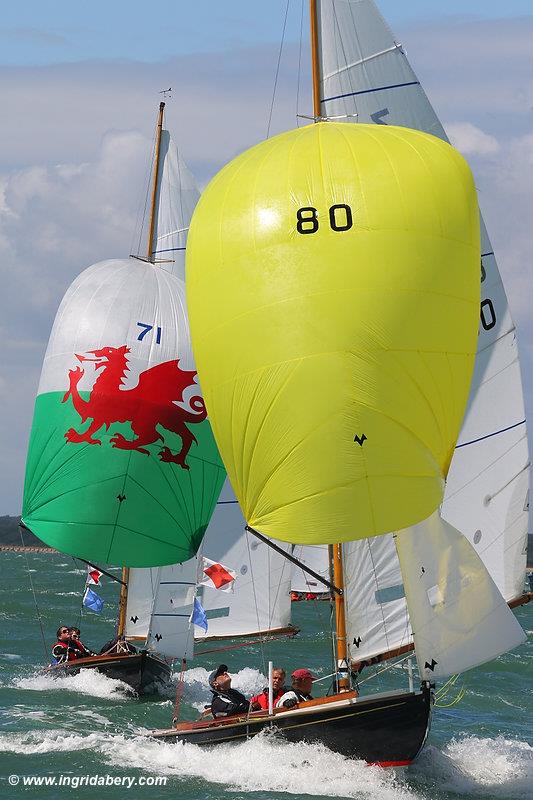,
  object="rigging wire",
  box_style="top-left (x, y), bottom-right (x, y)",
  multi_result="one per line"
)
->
top-left (19, 527), bottom-right (48, 660)
top-left (266, 0), bottom-right (291, 139)
top-left (245, 530), bottom-right (267, 675)
top-left (356, 652), bottom-right (413, 686)
top-left (130, 114), bottom-right (159, 258)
